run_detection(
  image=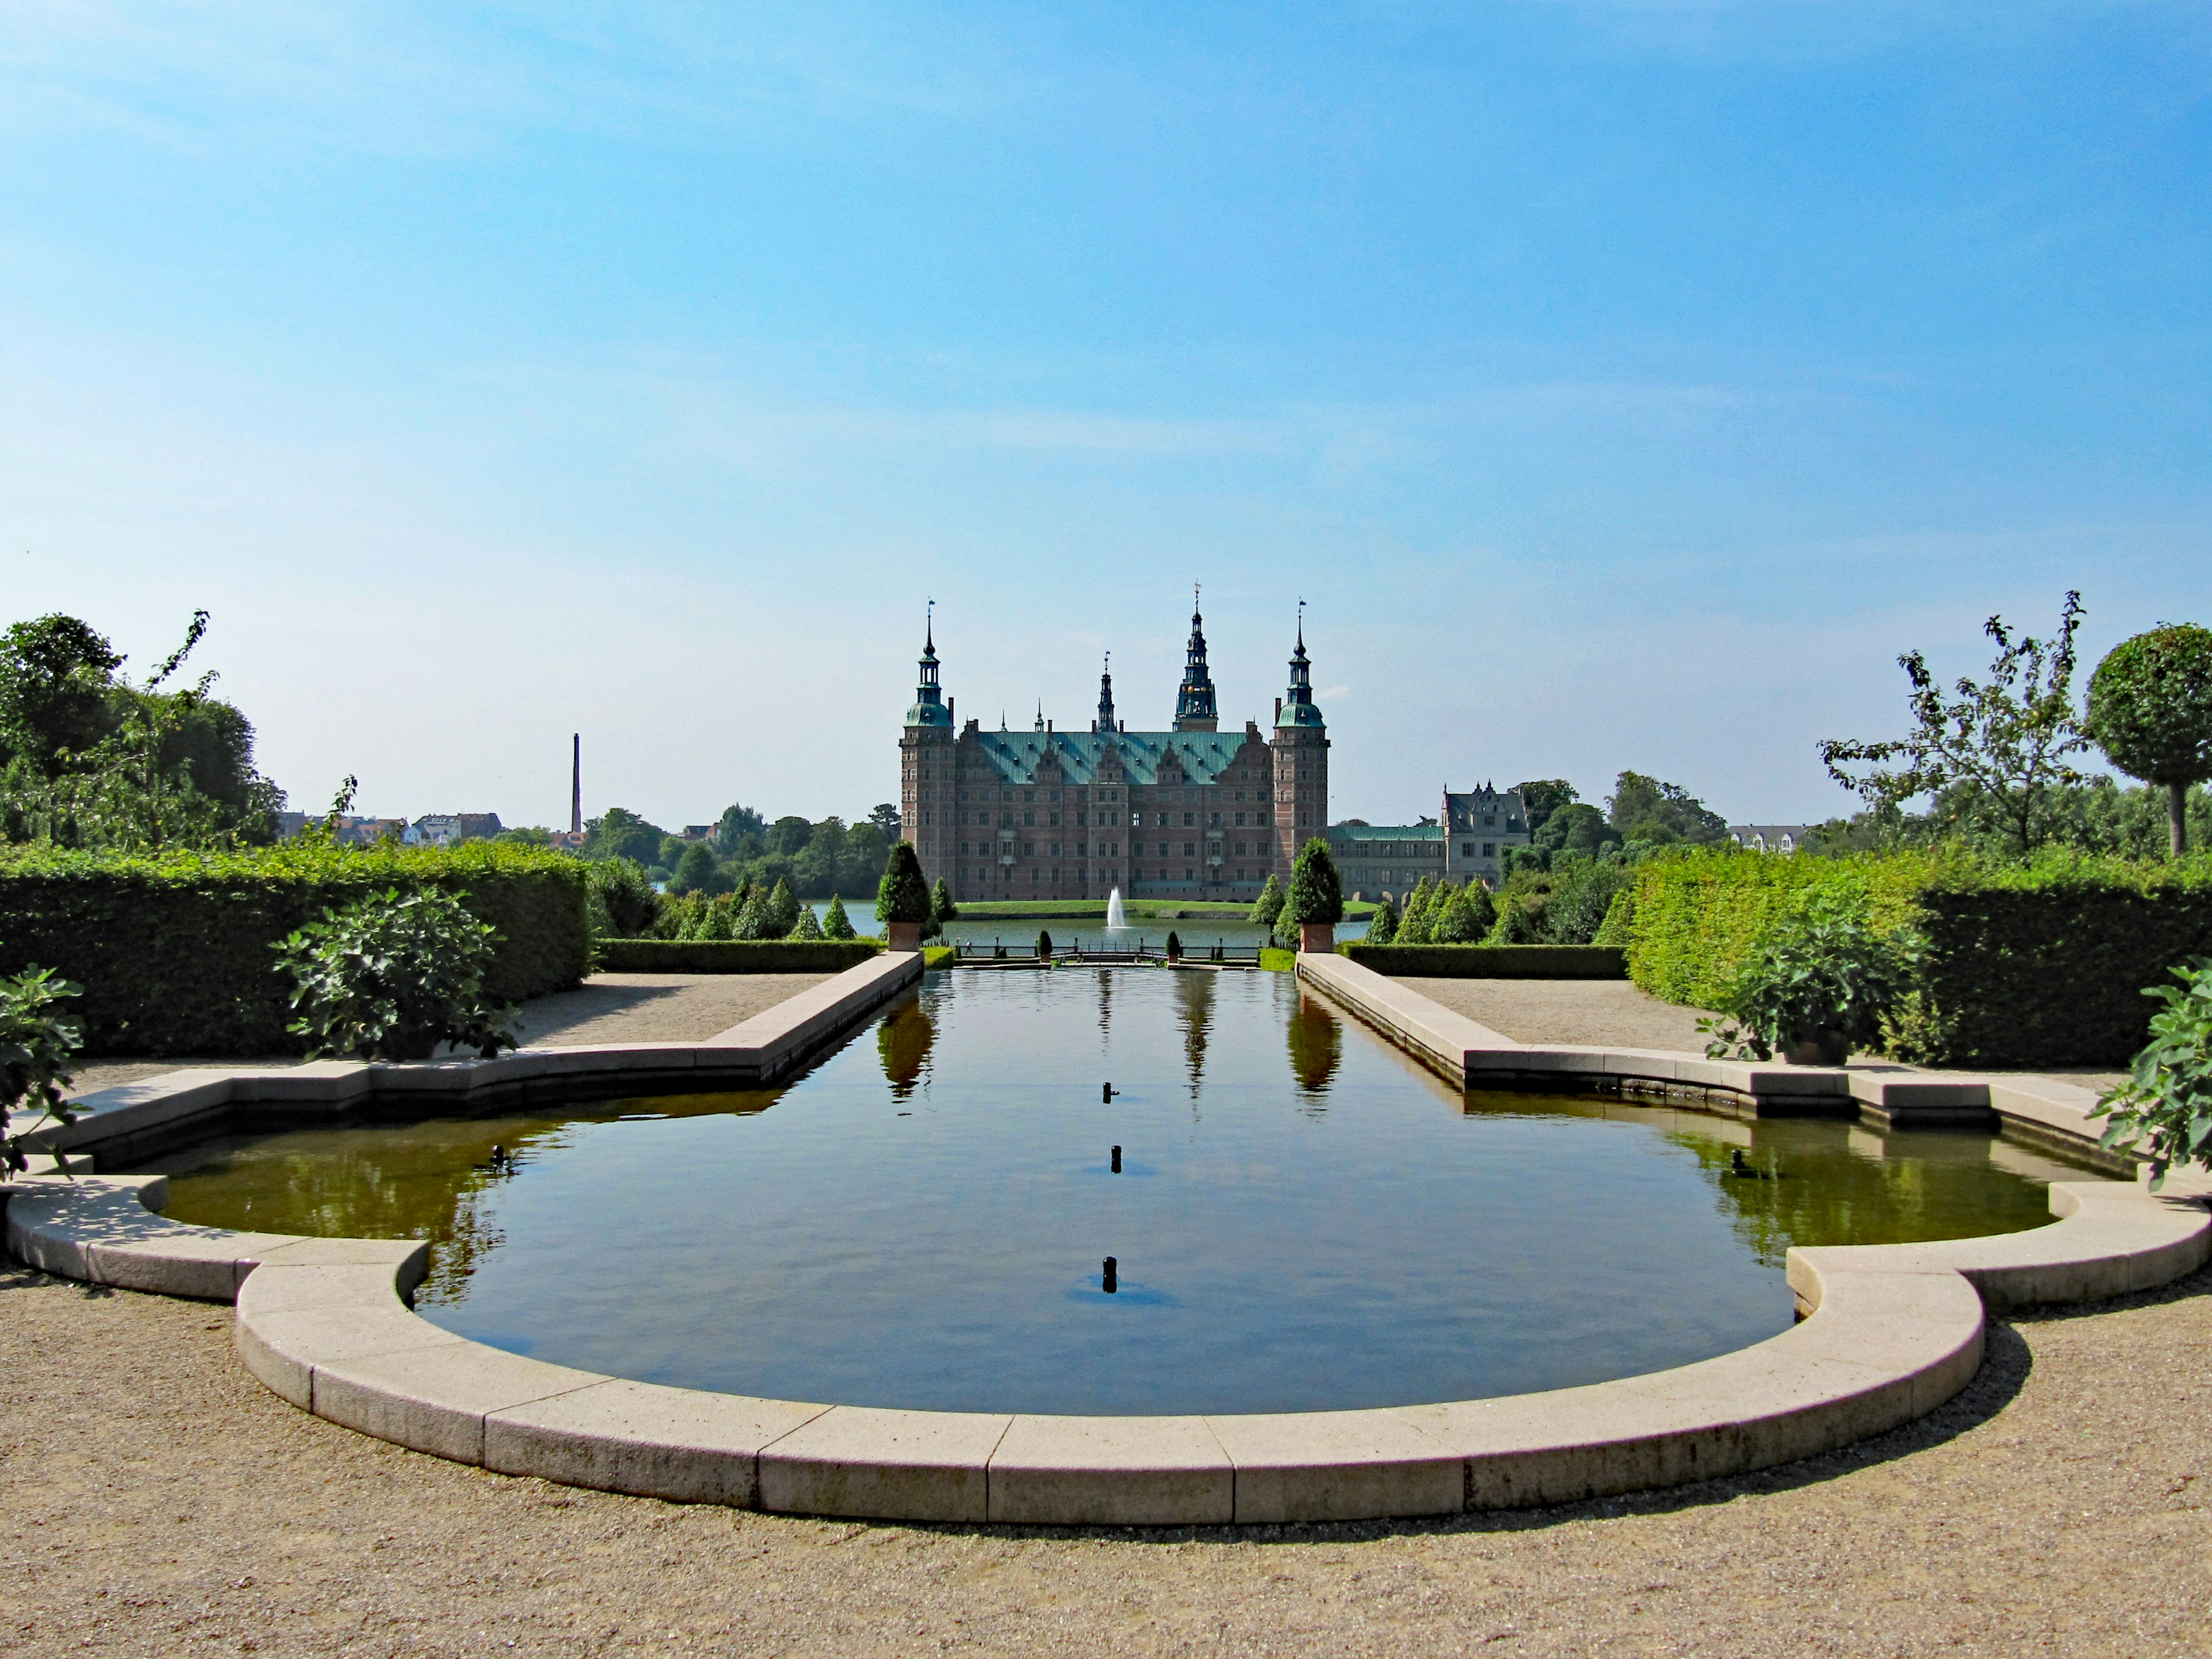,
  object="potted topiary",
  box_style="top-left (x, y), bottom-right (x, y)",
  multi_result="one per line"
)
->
top-left (1288, 838), bottom-right (1344, 953)
top-left (875, 843), bottom-right (933, 952)
top-left (1698, 889), bottom-right (1919, 1066)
